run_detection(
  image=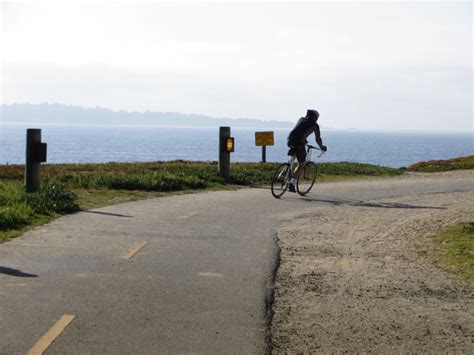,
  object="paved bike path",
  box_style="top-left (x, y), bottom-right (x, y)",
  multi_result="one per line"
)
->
top-left (0, 173), bottom-right (473, 354)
